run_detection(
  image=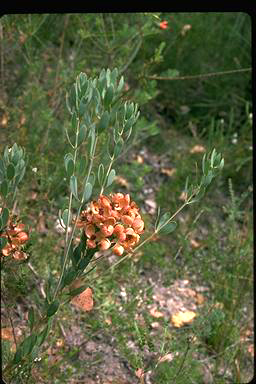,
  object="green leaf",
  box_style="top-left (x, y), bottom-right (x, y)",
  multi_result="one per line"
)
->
top-left (157, 212), bottom-right (171, 230)
top-left (0, 207), bottom-right (9, 229)
top-left (70, 175), bottom-right (78, 199)
top-left (97, 111), bottom-right (110, 133)
top-left (68, 284), bottom-right (88, 299)
top-left (47, 299), bottom-right (60, 317)
top-left (83, 182), bottom-right (92, 202)
top-left (6, 163), bottom-right (15, 180)
top-left (89, 126), bottom-right (96, 157)
top-left (77, 247), bottom-right (96, 272)
top-left (79, 102), bottom-right (87, 117)
top-left (114, 138), bottom-right (124, 157)
top-left (106, 169), bottom-right (116, 187)
top-left (13, 346), bottom-right (23, 364)
top-left (19, 334), bottom-right (37, 357)
top-left (37, 322), bottom-right (51, 347)
top-left (117, 75), bottom-right (124, 92)
top-left (78, 155), bottom-right (87, 176)
top-left (0, 237), bottom-right (8, 251)
top-left (28, 308), bottom-right (35, 331)
top-left (77, 124), bottom-right (87, 145)
top-left (104, 84), bottom-right (114, 107)
top-left (158, 221), bottom-right (177, 235)
top-left (97, 163), bottom-right (105, 186)
top-left (0, 179), bottom-right (8, 198)
top-left (67, 159), bottom-right (74, 177)
top-left (62, 208), bottom-right (69, 227)
top-left (62, 268), bottom-right (77, 288)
